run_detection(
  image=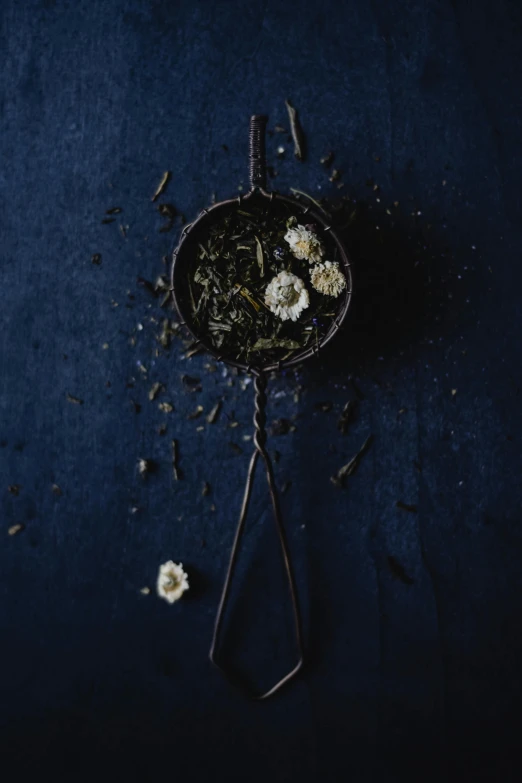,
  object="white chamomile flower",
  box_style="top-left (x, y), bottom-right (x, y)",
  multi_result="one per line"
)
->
top-left (265, 271), bottom-right (310, 322)
top-left (310, 261), bottom-right (347, 297)
top-left (284, 223), bottom-right (325, 263)
top-left (157, 560), bottom-right (189, 604)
